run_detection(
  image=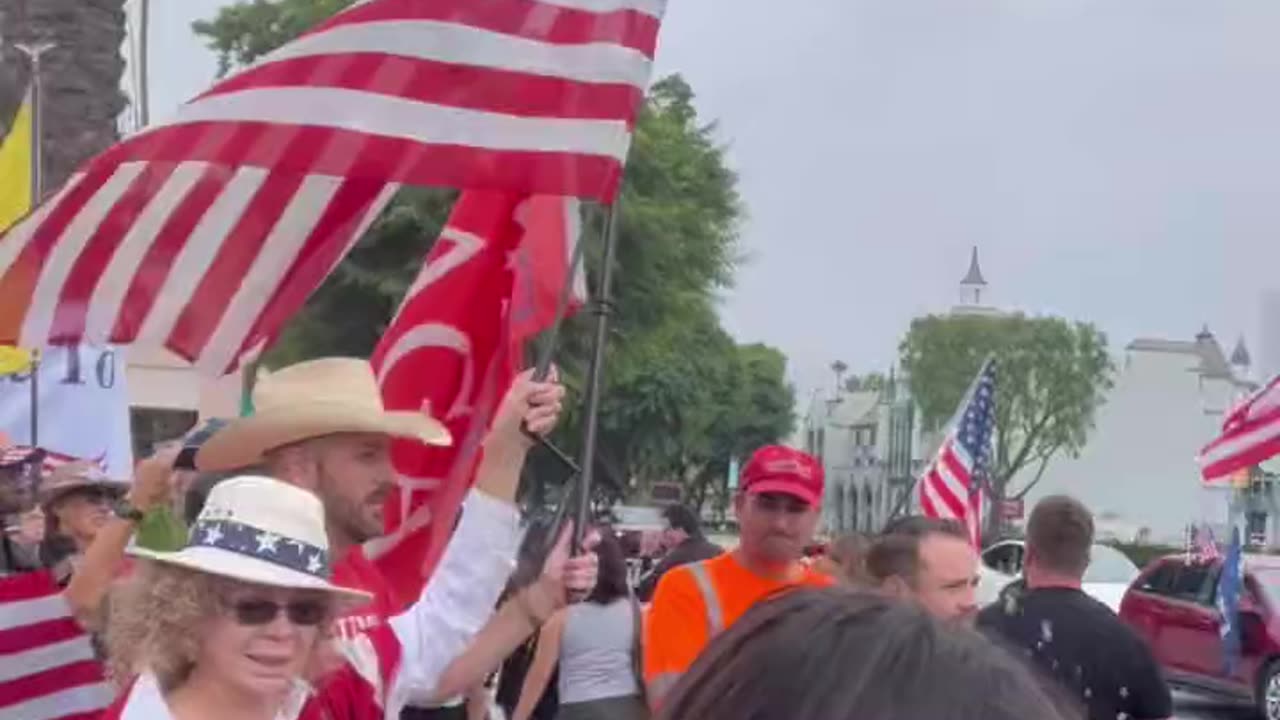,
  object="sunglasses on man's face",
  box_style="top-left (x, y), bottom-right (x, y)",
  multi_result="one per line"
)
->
top-left (227, 597), bottom-right (331, 627)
